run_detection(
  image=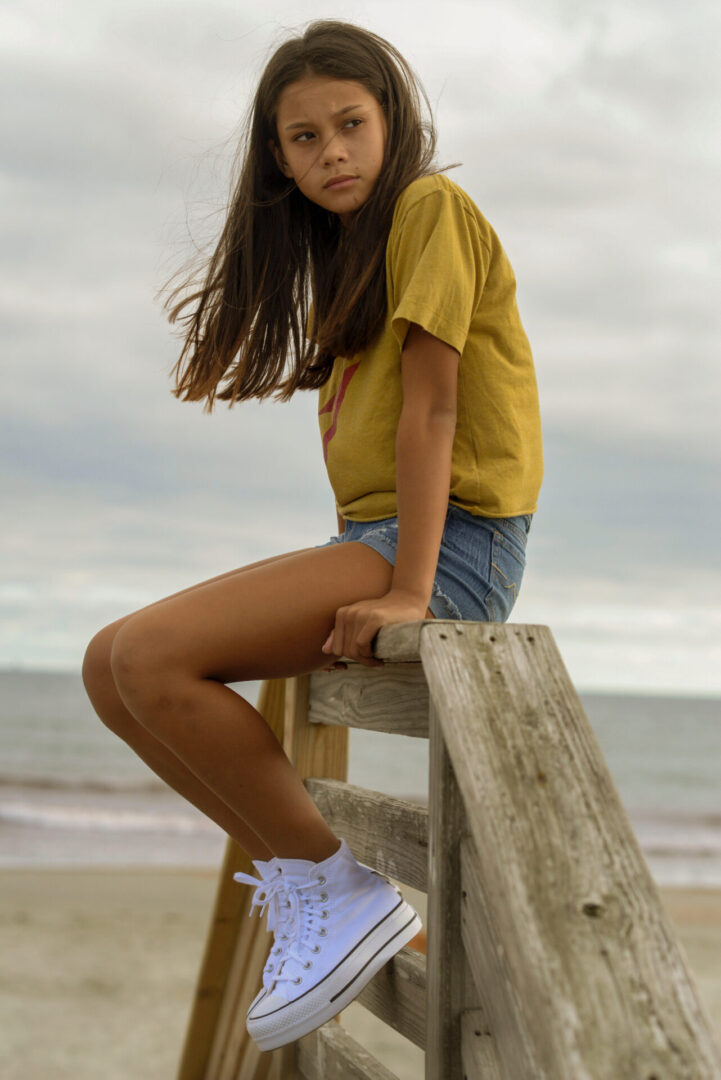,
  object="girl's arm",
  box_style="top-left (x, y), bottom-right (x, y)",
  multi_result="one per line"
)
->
top-left (391, 322), bottom-right (459, 610)
top-left (321, 323), bottom-right (458, 666)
